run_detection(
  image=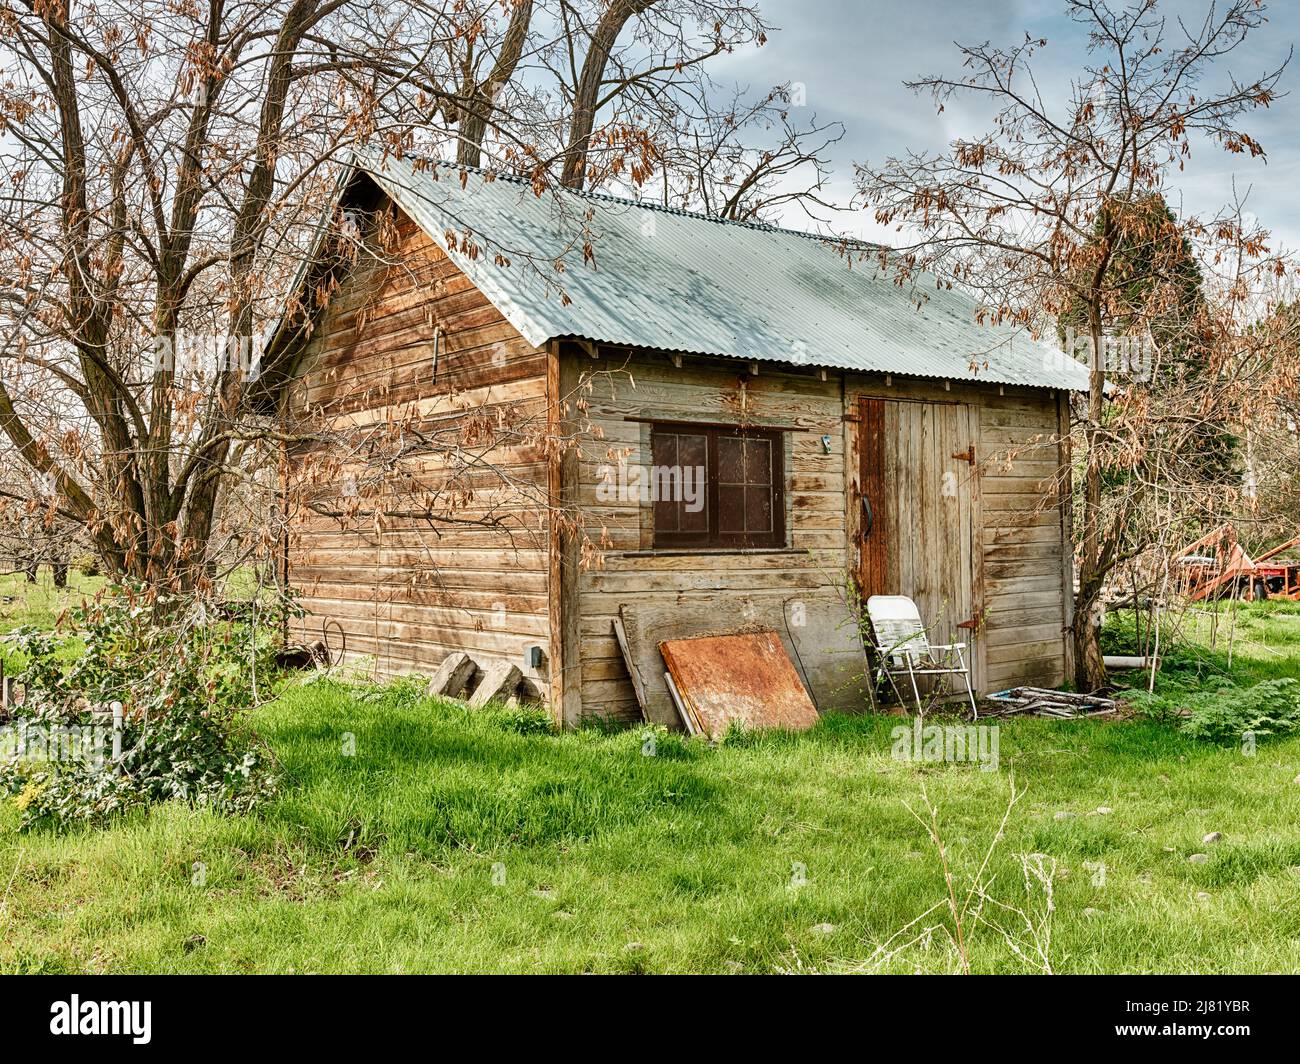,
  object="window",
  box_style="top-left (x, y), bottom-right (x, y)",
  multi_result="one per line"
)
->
top-left (650, 422), bottom-right (785, 549)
